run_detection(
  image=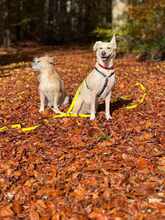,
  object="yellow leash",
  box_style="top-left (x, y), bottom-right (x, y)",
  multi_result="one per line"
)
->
top-left (125, 82), bottom-right (147, 109)
top-left (0, 82), bottom-right (147, 133)
top-left (53, 81), bottom-right (90, 118)
top-left (0, 124), bottom-right (40, 133)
